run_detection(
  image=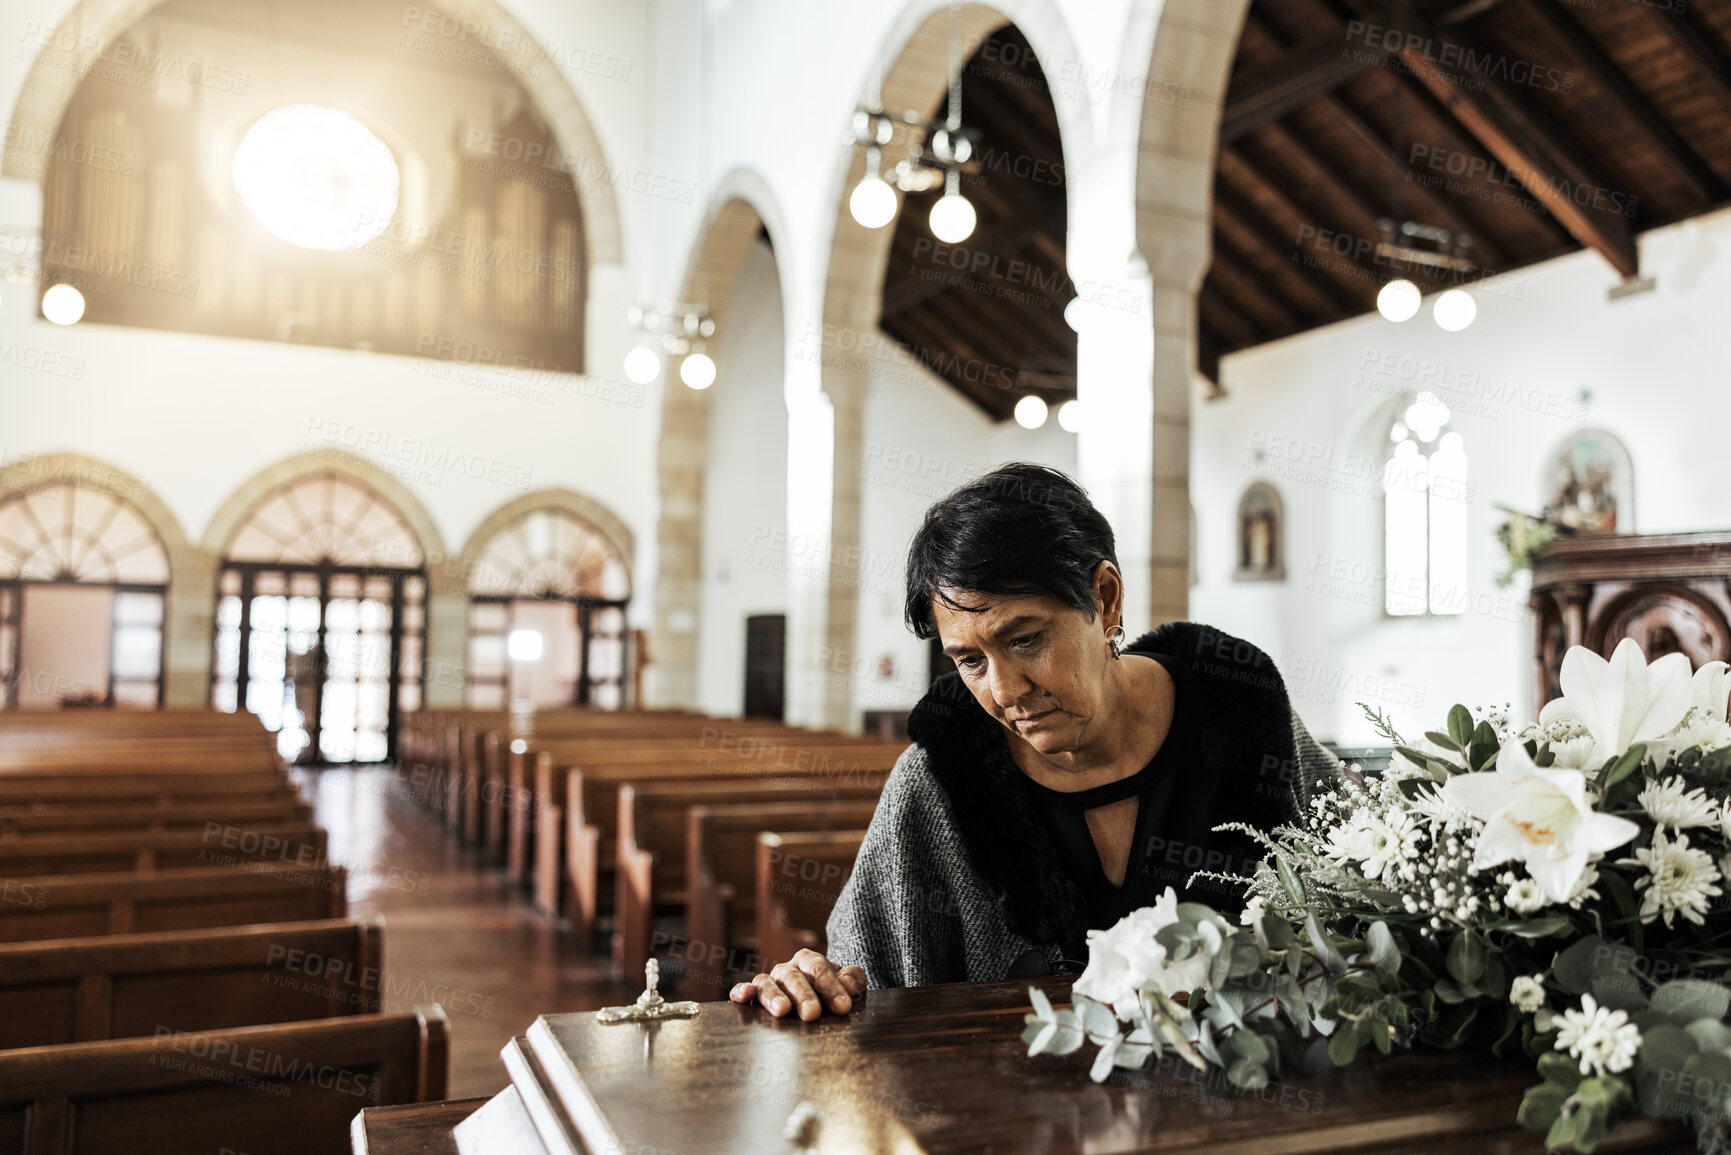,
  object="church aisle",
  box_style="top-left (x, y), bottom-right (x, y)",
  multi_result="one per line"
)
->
top-left (297, 765), bottom-right (622, 1098)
